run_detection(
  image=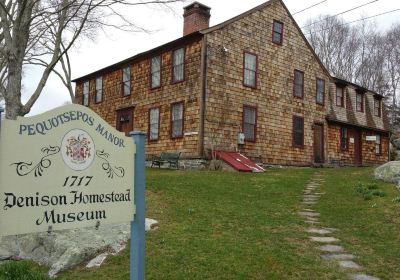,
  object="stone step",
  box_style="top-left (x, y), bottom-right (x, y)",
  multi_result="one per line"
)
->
top-left (305, 220), bottom-right (321, 225)
top-left (303, 195), bottom-right (321, 199)
top-left (303, 199), bottom-right (319, 203)
top-left (302, 201), bottom-right (317, 205)
top-left (306, 228), bottom-right (334, 235)
top-left (299, 211), bottom-right (320, 217)
top-left (319, 245), bottom-right (345, 253)
top-left (310, 236), bottom-right (340, 243)
top-left (348, 273), bottom-right (381, 280)
top-left (339, 260), bottom-right (362, 270)
top-left (321, 253), bottom-right (355, 261)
